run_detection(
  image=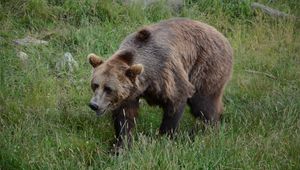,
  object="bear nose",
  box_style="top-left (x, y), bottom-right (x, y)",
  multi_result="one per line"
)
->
top-left (89, 102), bottom-right (99, 111)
